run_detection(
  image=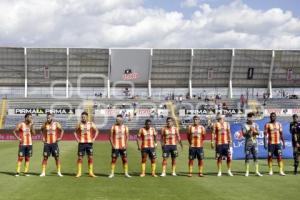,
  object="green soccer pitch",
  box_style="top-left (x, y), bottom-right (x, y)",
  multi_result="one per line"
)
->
top-left (0, 141), bottom-right (299, 200)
